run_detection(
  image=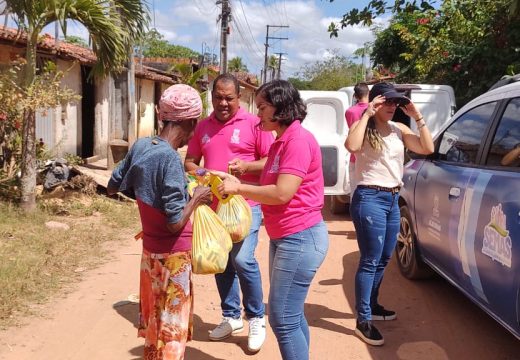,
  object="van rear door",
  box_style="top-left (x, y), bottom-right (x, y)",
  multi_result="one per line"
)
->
top-left (408, 85), bottom-right (457, 137)
top-left (299, 91), bottom-right (350, 196)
